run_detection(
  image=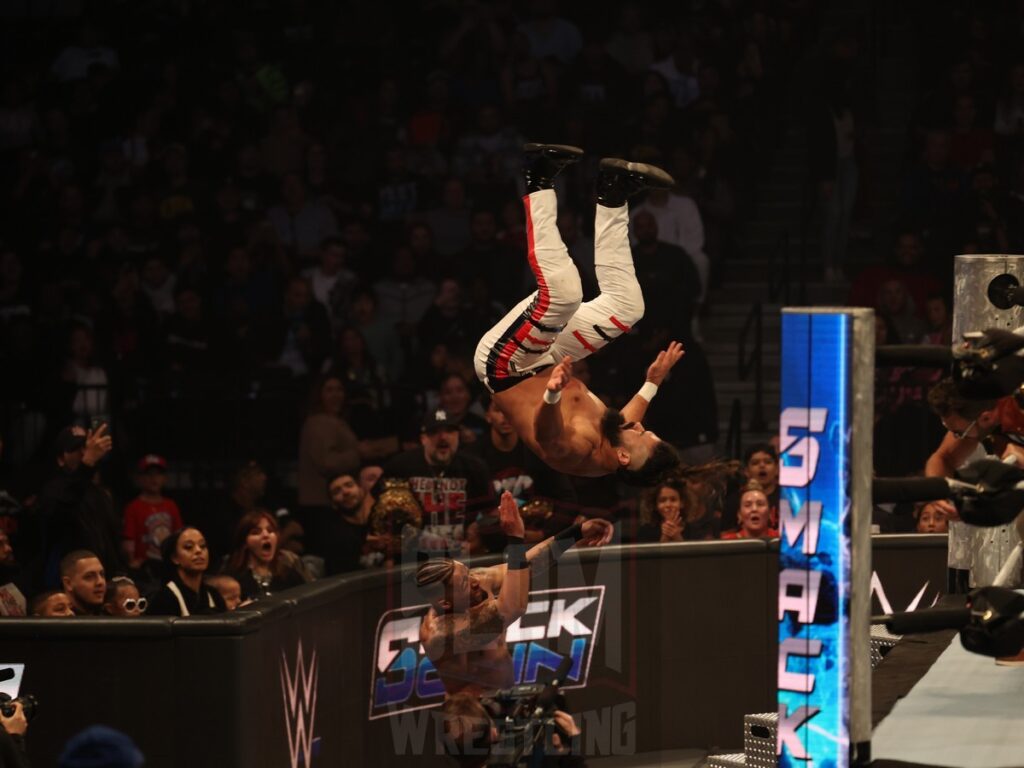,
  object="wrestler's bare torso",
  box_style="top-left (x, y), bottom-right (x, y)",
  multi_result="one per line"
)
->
top-left (420, 568), bottom-right (514, 697)
top-left (492, 375), bottom-right (610, 477)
